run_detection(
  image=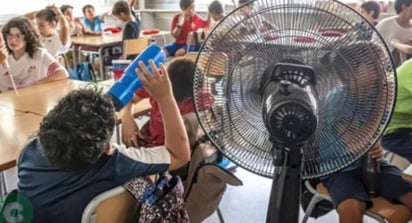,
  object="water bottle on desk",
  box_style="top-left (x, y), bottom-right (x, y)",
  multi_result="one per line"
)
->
top-left (107, 44), bottom-right (166, 111)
